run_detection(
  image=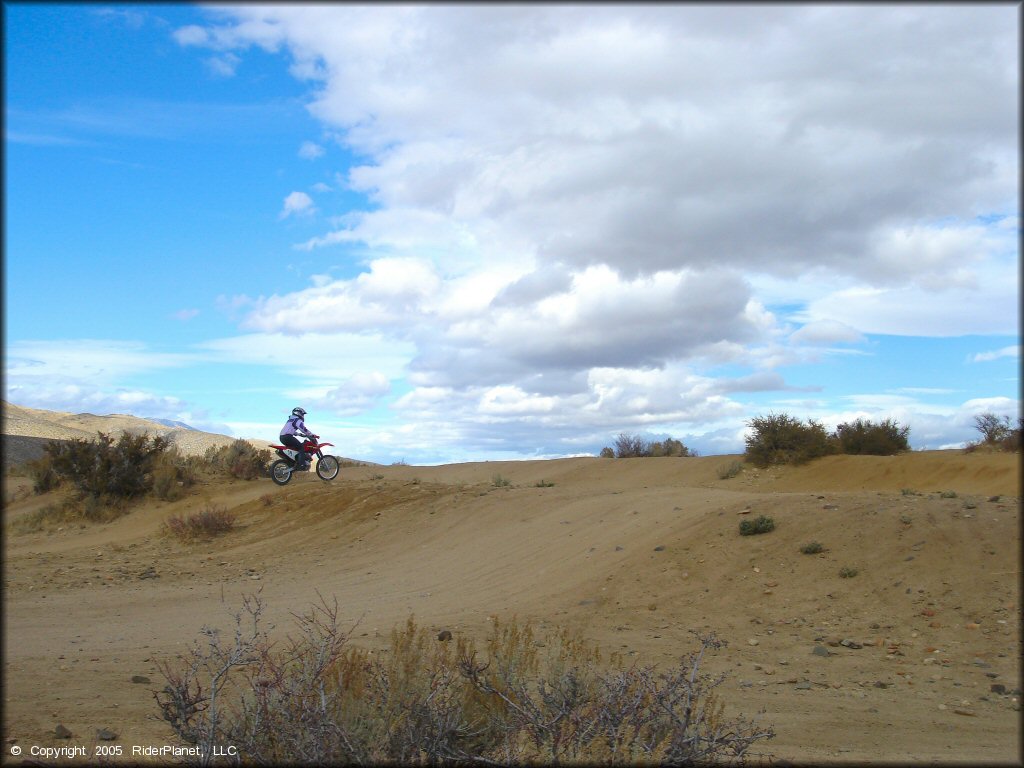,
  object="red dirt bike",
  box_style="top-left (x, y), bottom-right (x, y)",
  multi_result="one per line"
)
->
top-left (268, 435), bottom-right (341, 486)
